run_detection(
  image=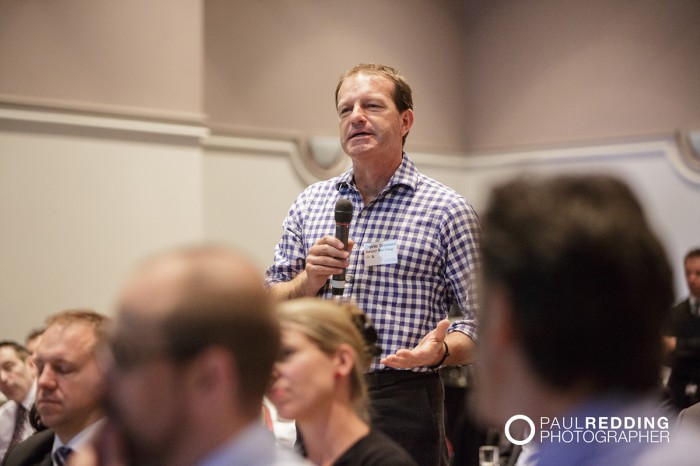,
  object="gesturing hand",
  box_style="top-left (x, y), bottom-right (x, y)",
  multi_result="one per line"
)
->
top-left (381, 319), bottom-right (451, 369)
